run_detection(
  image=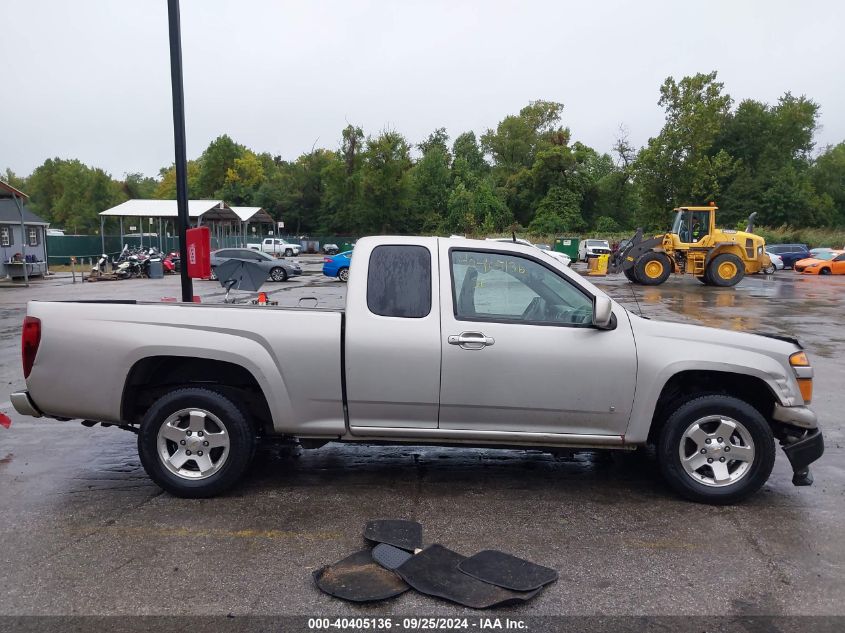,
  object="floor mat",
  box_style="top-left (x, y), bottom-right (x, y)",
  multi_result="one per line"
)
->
top-left (396, 544), bottom-right (541, 609)
top-left (372, 543), bottom-right (413, 570)
top-left (457, 549), bottom-right (558, 591)
top-left (363, 519), bottom-right (423, 551)
top-left (313, 549), bottom-right (409, 602)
